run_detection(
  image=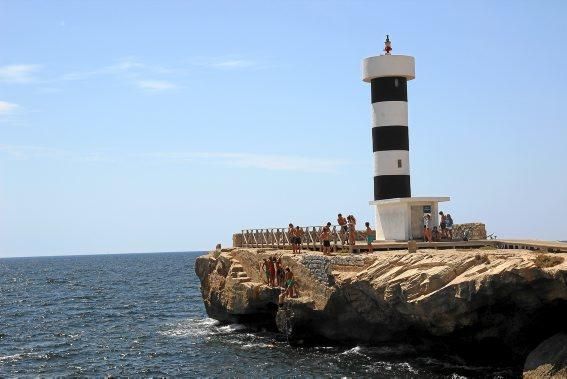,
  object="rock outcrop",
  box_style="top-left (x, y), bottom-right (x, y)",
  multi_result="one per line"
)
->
top-left (196, 247), bottom-right (567, 368)
top-left (523, 333), bottom-right (567, 378)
